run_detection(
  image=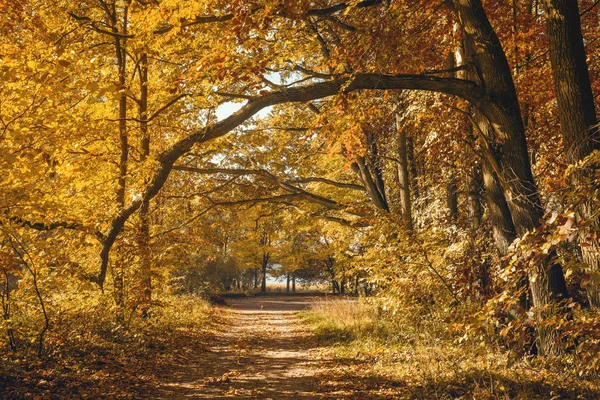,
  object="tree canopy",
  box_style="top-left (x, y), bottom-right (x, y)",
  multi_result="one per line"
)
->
top-left (1, 0), bottom-right (600, 385)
